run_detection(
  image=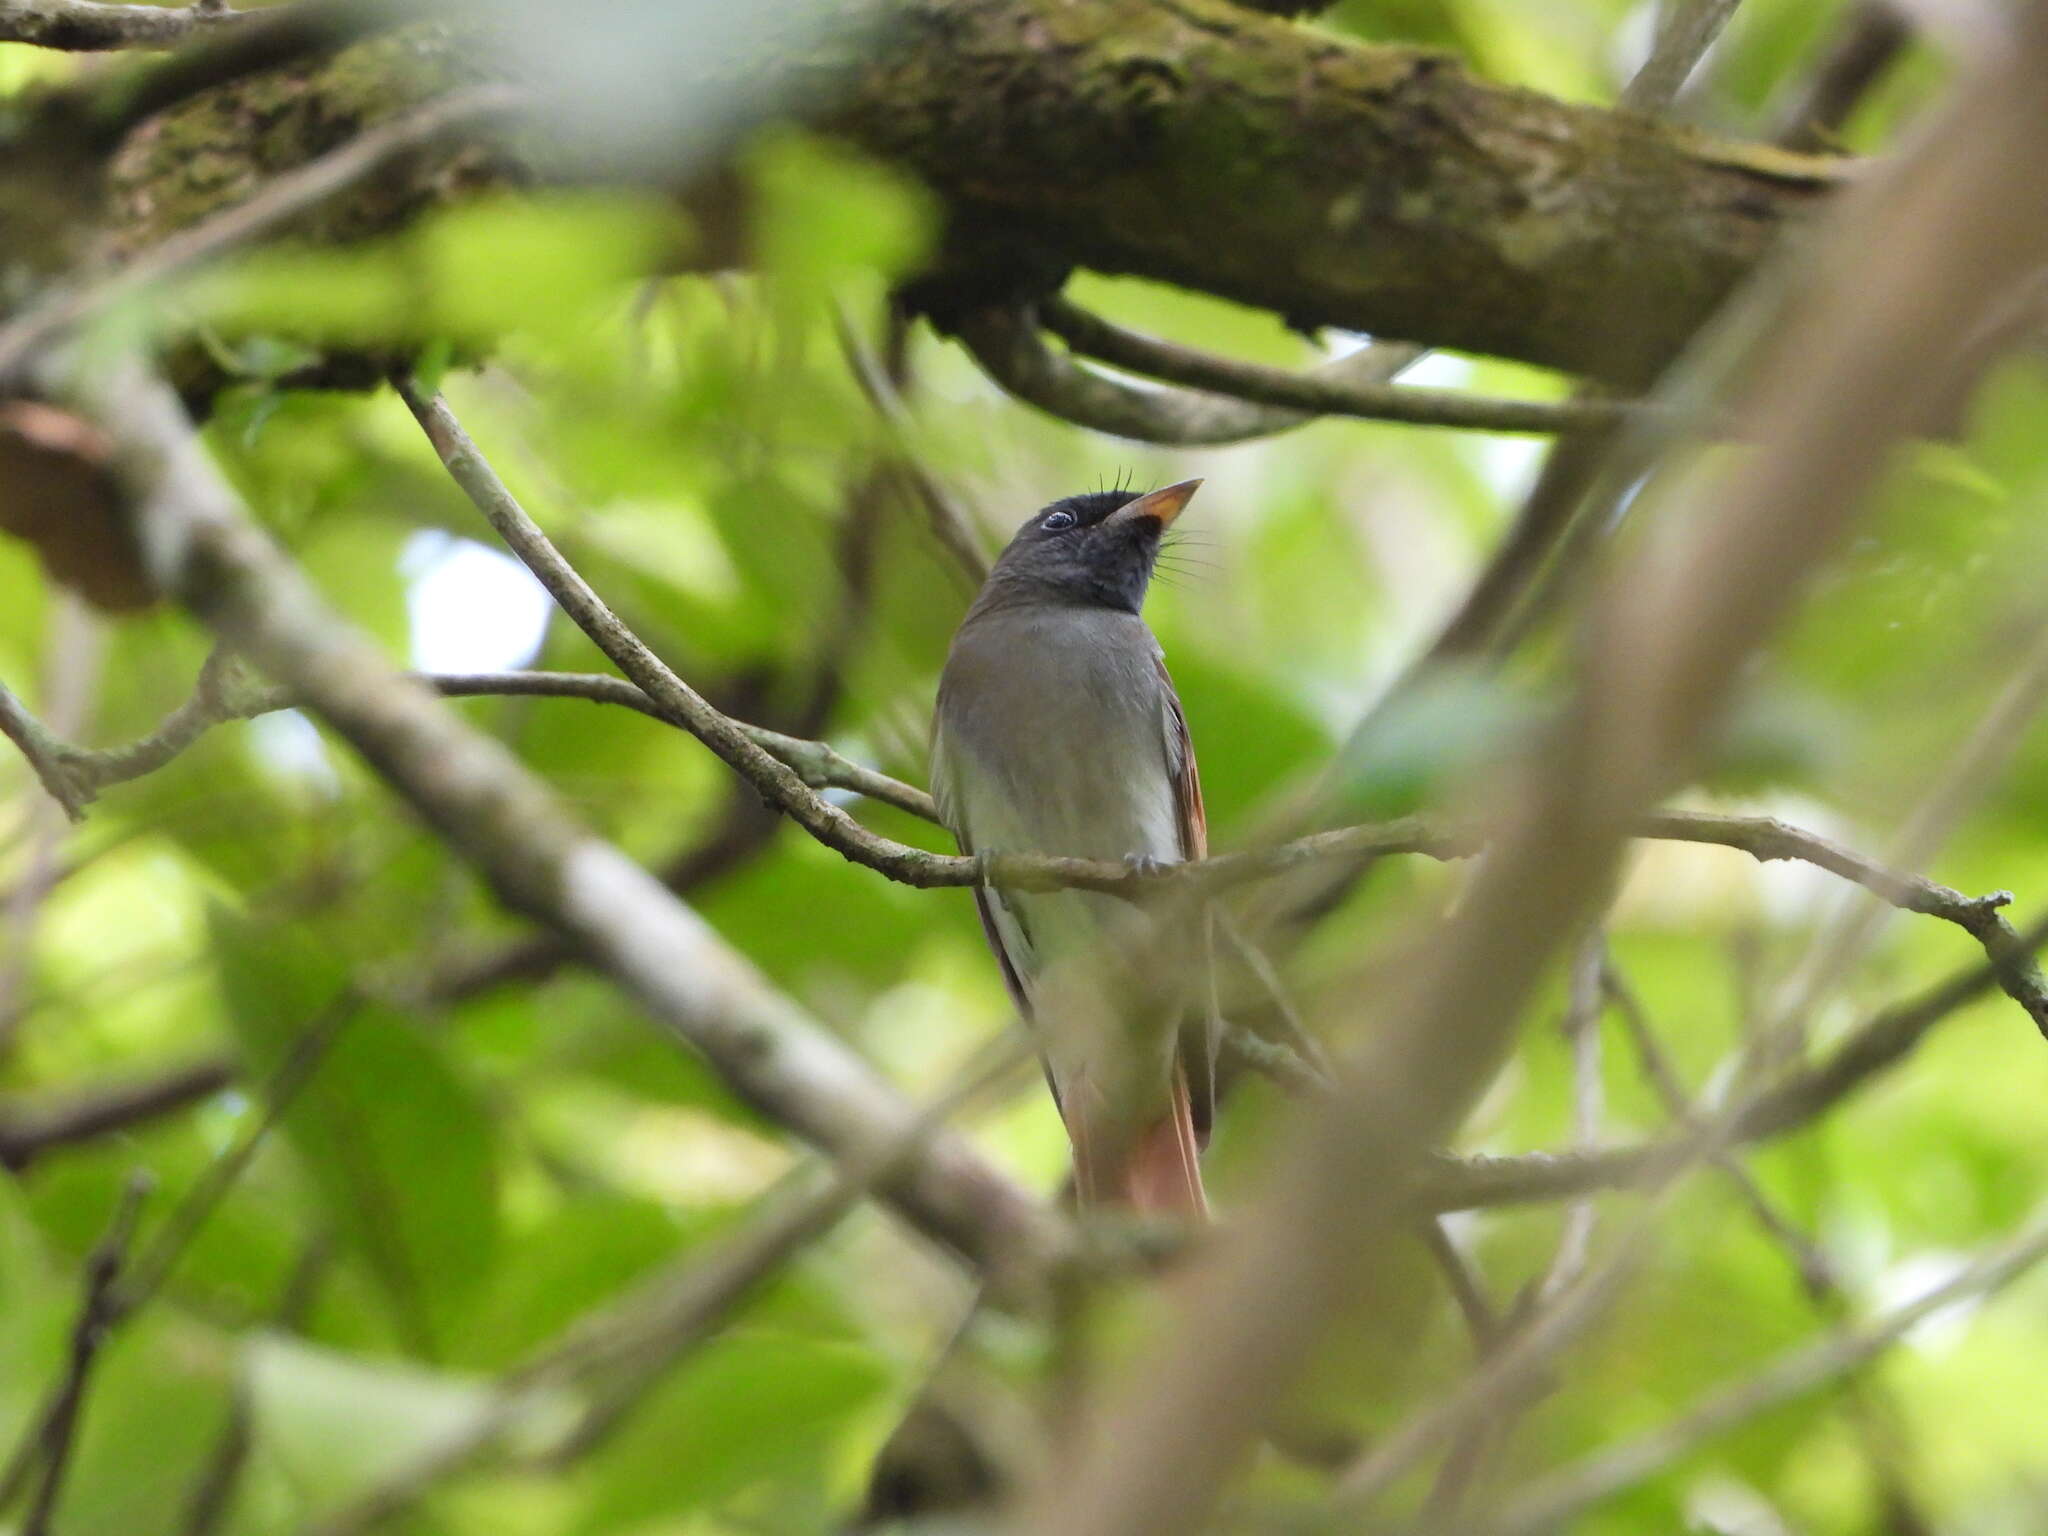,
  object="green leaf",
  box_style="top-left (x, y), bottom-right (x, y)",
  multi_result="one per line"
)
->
top-left (573, 1329), bottom-right (892, 1531)
top-left (212, 909), bottom-right (502, 1358)
top-left (746, 129), bottom-right (936, 302)
top-left (244, 1332), bottom-right (500, 1511)
top-left (453, 1193), bottom-right (685, 1369)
